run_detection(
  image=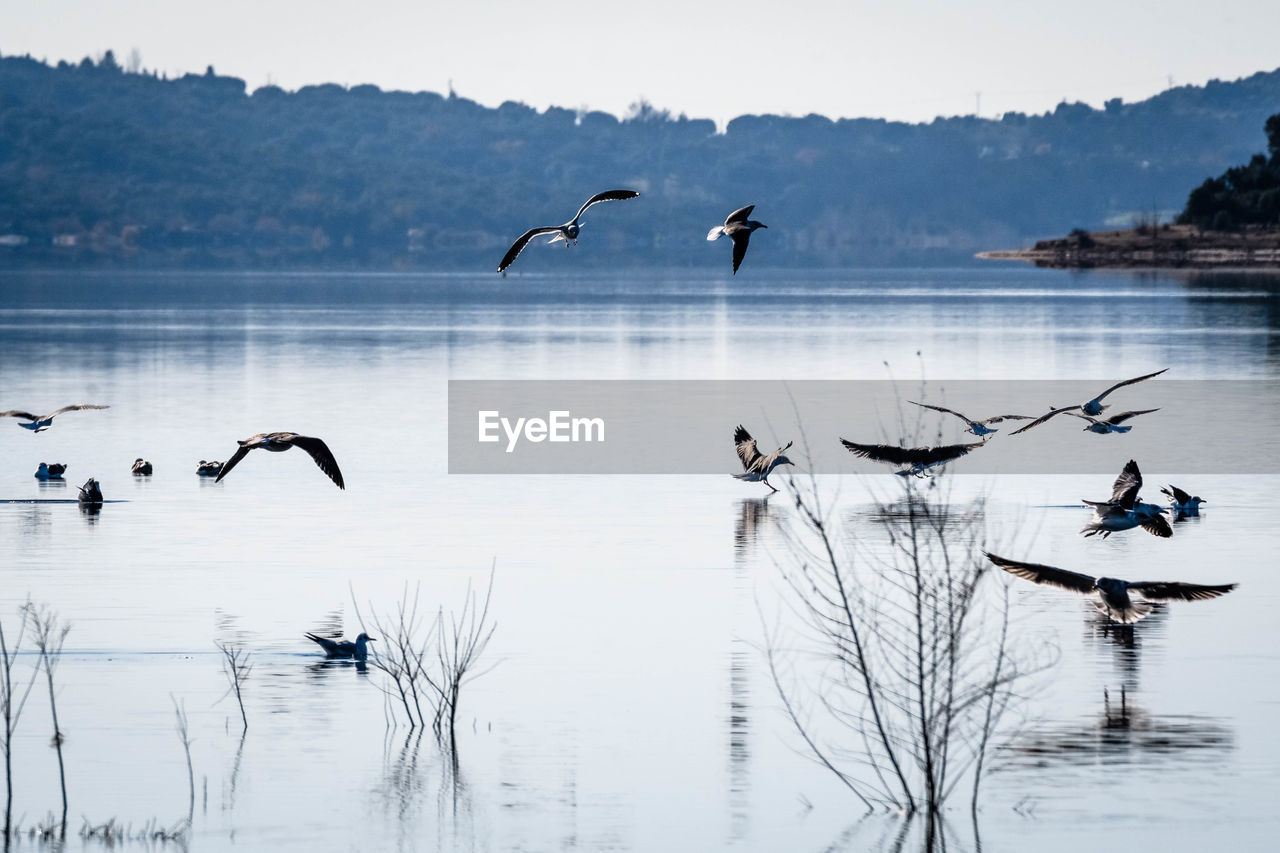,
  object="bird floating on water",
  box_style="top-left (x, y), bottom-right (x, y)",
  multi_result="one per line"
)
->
top-left (305, 632), bottom-right (376, 662)
top-left (732, 425), bottom-right (793, 493)
top-left (497, 189), bottom-right (640, 273)
top-left (1009, 369), bottom-right (1167, 435)
top-left (196, 460), bottom-right (223, 477)
top-left (1068, 409), bottom-right (1160, 434)
top-left (215, 432), bottom-right (345, 489)
top-left (839, 438), bottom-right (986, 478)
top-left (131, 458), bottom-right (153, 476)
top-left (1, 404), bottom-right (109, 433)
top-left (908, 401), bottom-right (1032, 436)
top-left (77, 477), bottom-right (103, 504)
top-left (985, 551), bottom-right (1235, 624)
top-left (1081, 459), bottom-right (1171, 538)
top-left (34, 463), bottom-right (67, 480)
top-left (707, 205), bottom-right (767, 274)
top-left (1161, 484), bottom-right (1206, 512)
